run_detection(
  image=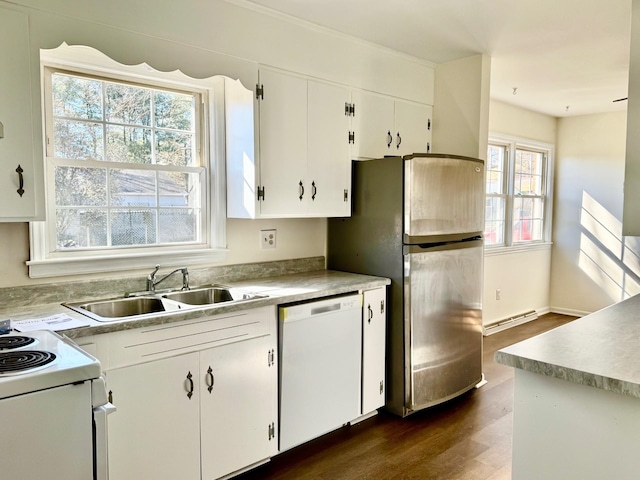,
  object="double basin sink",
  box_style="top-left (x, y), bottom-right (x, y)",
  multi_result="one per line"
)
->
top-left (64, 285), bottom-right (267, 323)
